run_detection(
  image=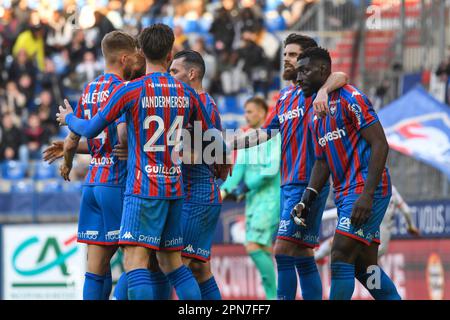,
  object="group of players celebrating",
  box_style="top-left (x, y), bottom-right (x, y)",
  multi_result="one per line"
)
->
top-left (44, 23), bottom-right (402, 300)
